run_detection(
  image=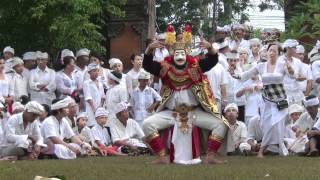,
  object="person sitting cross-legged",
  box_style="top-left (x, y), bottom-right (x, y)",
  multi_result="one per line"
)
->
top-left (91, 107), bottom-right (124, 156)
top-left (110, 102), bottom-right (149, 156)
top-left (221, 103), bottom-right (249, 155)
top-left (41, 97), bottom-right (92, 159)
top-left (2, 101), bottom-right (45, 160)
